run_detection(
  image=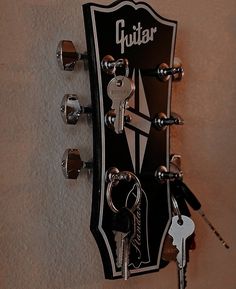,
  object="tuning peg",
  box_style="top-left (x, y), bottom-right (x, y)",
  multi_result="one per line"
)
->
top-left (60, 94), bottom-right (92, 125)
top-left (142, 57), bottom-right (184, 82)
top-left (155, 165), bottom-right (183, 184)
top-left (172, 57), bottom-right (184, 81)
top-left (61, 149), bottom-right (92, 179)
top-left (56, 40), bottom-right (87, 71)
top-left (154, 154), bottom-right (183, 183)
top-left (153, 112), bottom-right (184, 130)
